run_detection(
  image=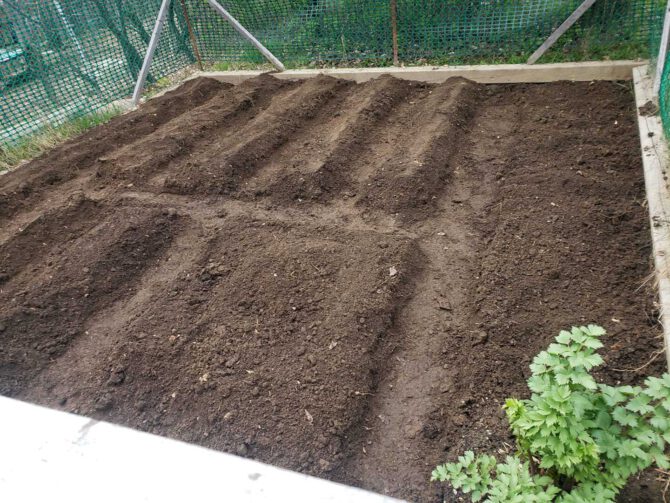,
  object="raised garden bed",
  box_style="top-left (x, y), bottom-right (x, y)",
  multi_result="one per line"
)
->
top-left (0, 71), bottom-right (664, 501)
